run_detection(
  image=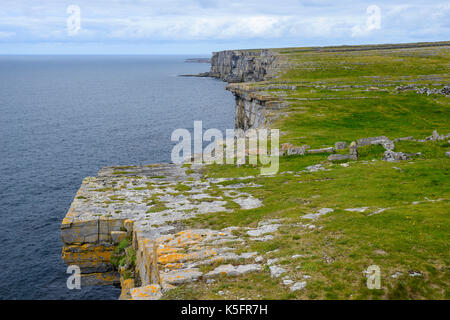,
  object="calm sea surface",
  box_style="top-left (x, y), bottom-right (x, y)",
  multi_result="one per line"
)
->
top-left (0, 55), bottom-right (234, 299)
